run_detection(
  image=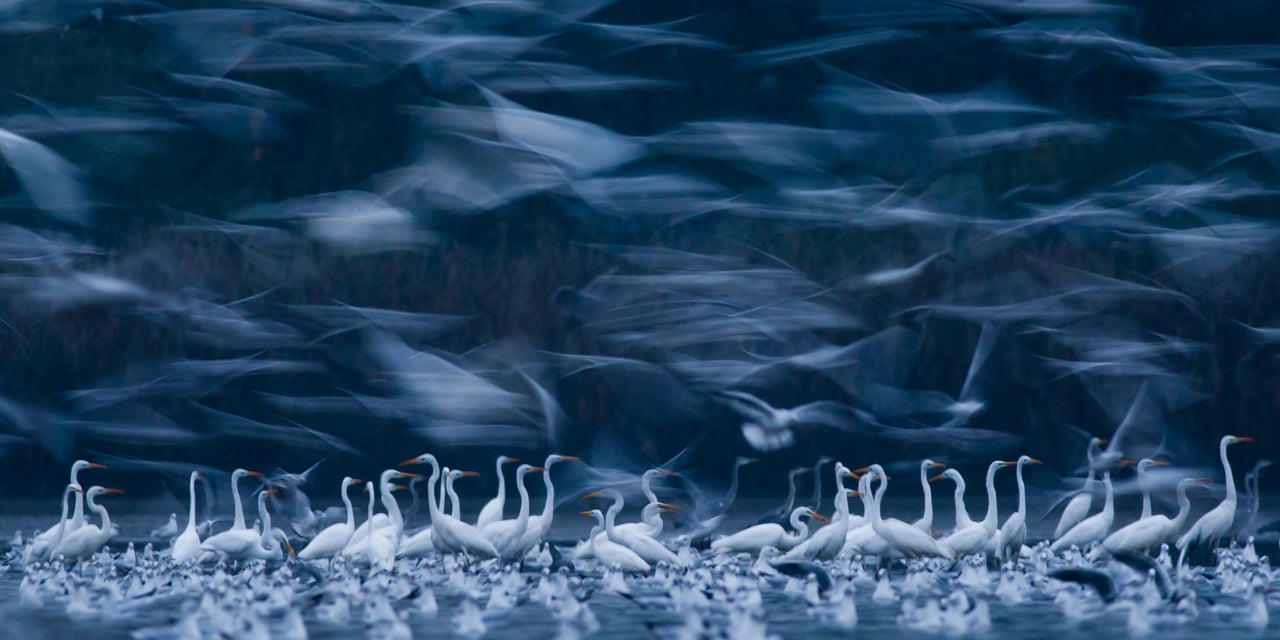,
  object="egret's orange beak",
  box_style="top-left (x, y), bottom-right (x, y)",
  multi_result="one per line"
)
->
top-left (851, 466), bottom-right (871, 474)
top-left (578, 511), bottom-right (594, 517)
top-left (244, 470), bottom-right (265, 478)
top-left (391, 484), bottom-right (408, 491)
top-left (659, 470), bottom-right (680, 477)
top-left (1193, 477), bottom-right (1214, 483)
top-left (1001, 461), bottom-right (1016, 467)
top-left (397, 471), bottom-right (423, 479)
top-left (1237, 437), bottom-right (1256, 443)
top-left (351, 478), bottom-right (364, 484)
top-left (580, 491), bottom-right (602, 500)
top-left (263, 488), bottom-right (278, 496)
top-left (506, 457), bottom-right (519, 463)
top-left (104, 488), bottom-right (124, 495)
top-left (458, 471), bottom-right (479, 478)
top-left (529, 467), bottom-right (545, 472)
top-left (1151, 460), bottom-right (1172, 466)
top-left (71, 486), bottom-right (84, 493)
top-left (87, 463), bottom-right (107, 470)
top-left (560, 456), bottom-right (580, 462)
top-left (928, 473), bottom-right (947, 483)
top-left (1097, 439), bottom-right (1108, 446)
top-left (808, 510), bottom-right (829, 523)
top-left (928, 461), bottom-right (946, 468)
top-left (283, 539), bottom-right (295, 558)
top-left (398, 457), bottom-right (421, 467)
